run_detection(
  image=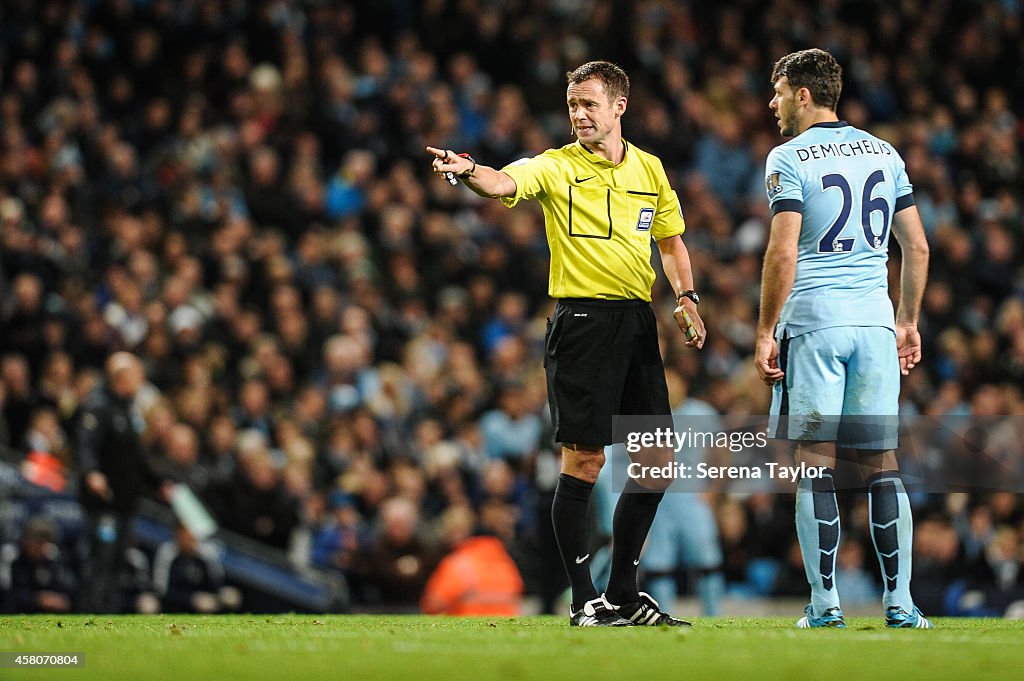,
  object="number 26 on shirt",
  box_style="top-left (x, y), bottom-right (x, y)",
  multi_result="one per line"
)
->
top-left (818, 170), bottom-right (890, 253)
